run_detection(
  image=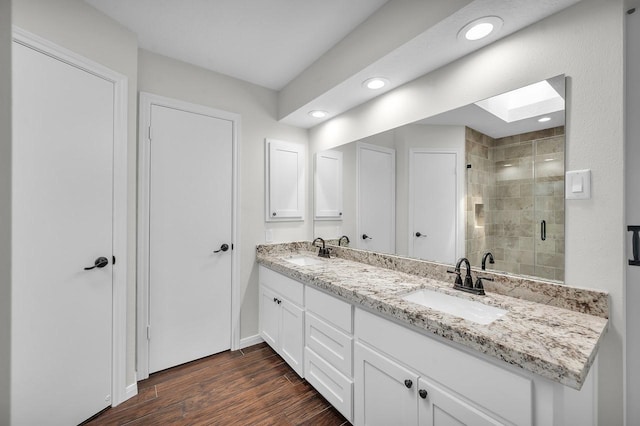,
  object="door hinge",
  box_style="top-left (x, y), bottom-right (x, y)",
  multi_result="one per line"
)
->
top-left (112, 255), bottom-right (116, 265)
top-left (148, 126), bottom-right (152, 141)
top-left (232, 243), bottom-right (234, 250)
top-left (146, 325), bottom-right (151, 340)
